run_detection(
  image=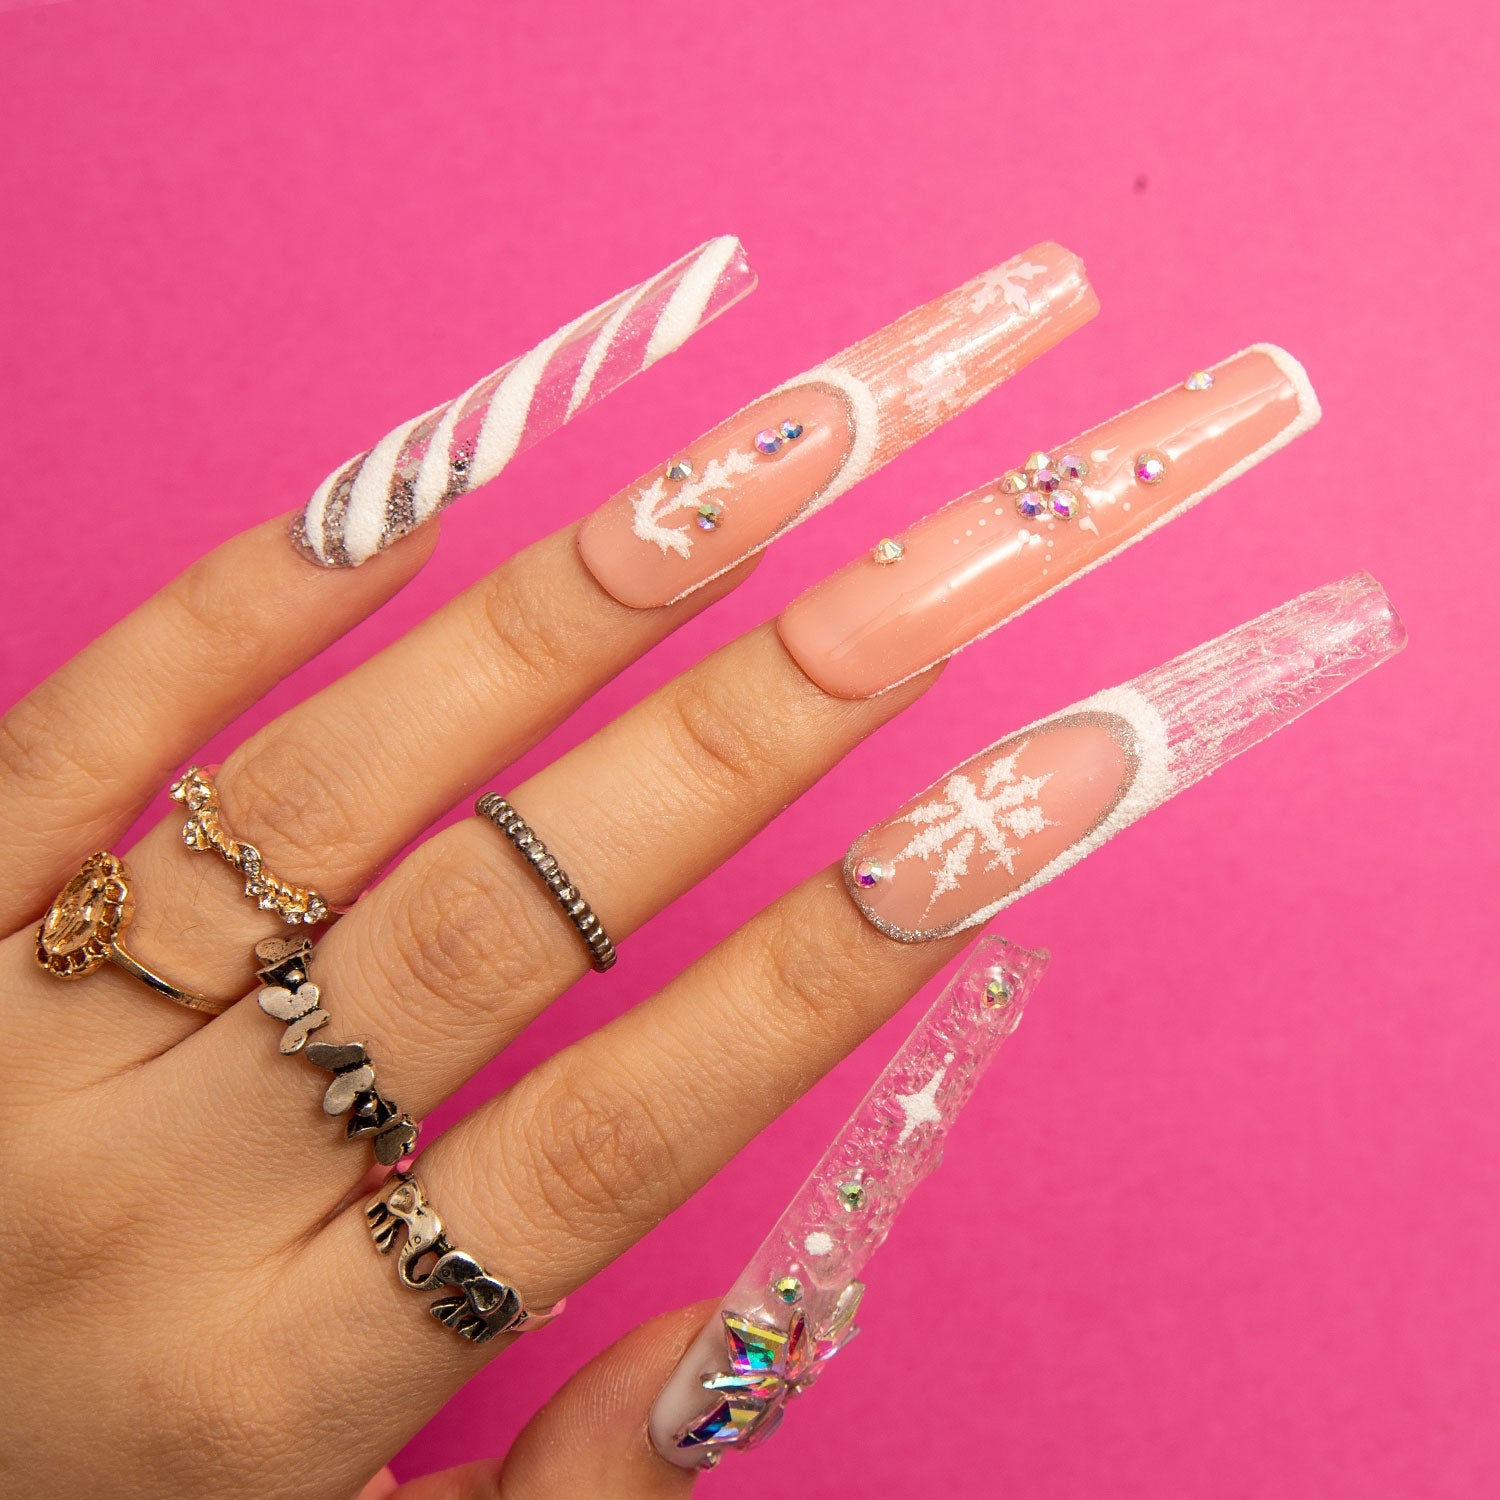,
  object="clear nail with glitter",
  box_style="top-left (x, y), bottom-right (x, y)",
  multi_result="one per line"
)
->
top-left (648, 934), bottom-right (1049, 1469)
